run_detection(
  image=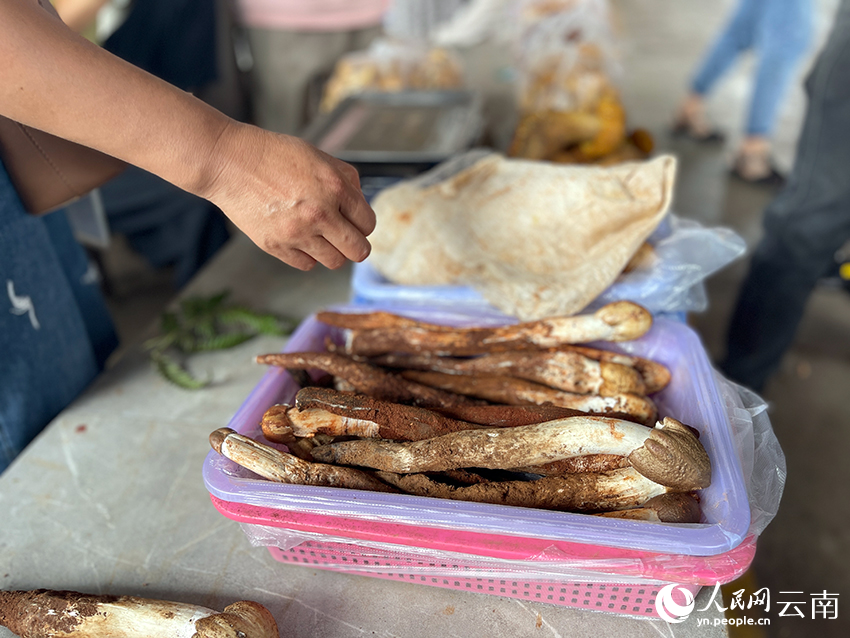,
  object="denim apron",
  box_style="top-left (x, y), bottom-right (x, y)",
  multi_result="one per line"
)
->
top-left (0, 160), bottom-right (117, 473)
